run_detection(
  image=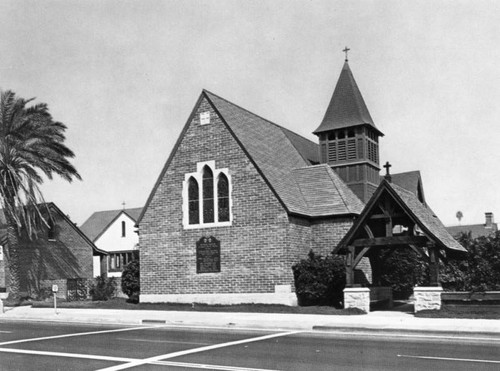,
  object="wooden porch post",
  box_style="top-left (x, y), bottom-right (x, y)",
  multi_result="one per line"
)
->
top-left (428, 242), bottom-right (439, 286)
top-left (346, 245), bottom-right (355, 287)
